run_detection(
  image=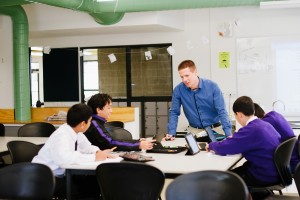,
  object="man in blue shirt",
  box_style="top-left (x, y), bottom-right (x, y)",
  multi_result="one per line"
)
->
top-left (166, 60), bottom-right (232, 142)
